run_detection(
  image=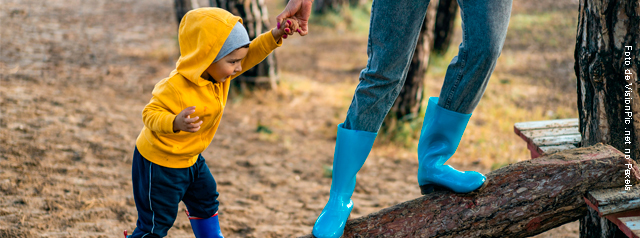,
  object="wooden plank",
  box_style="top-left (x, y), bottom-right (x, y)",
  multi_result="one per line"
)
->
top-left (514, 126), bottom-right (535, 147)
top-left (528, 142), bottom-right (543, 158)
top-left (587, 186), bottom-right (640, 216)
top-left (584, 187), bottom-right (640, 238)
top-left (519, 127), bottom-right (580, 139)
top-left (513, 119), bottom-right (581, 159)
top-left (531, 134), bottom-right (581, 147)
top-left (513, 128), bottom-right (579, 157)
top-left (608, 216), bottom-right (640, 238)
top-left (514, 118), bottom-right (579, 130)
top-left (539, 144), bottom-right (578, 154)
top-left (619, 216), bottom-right (640, 238)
